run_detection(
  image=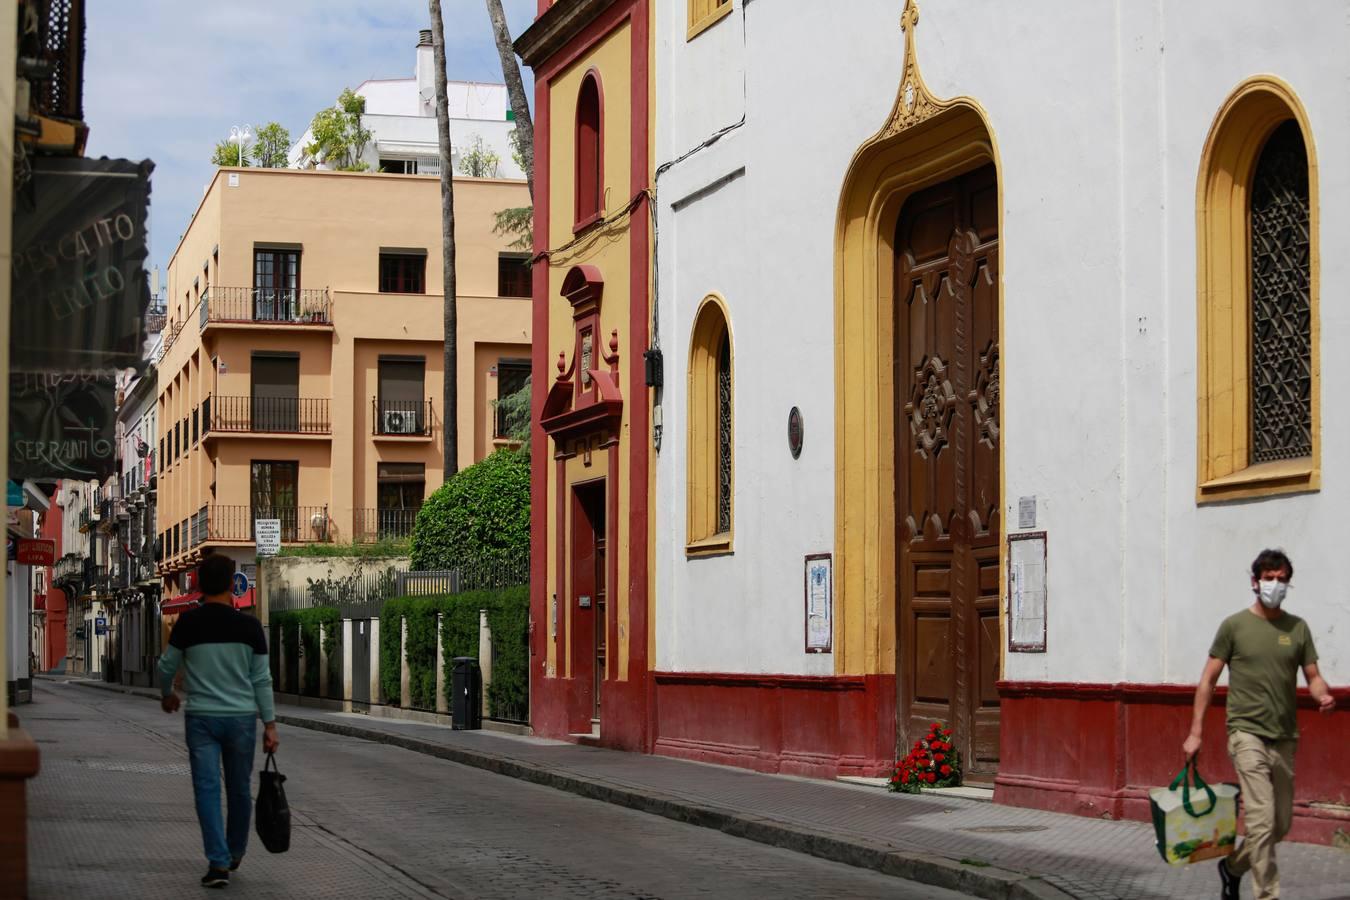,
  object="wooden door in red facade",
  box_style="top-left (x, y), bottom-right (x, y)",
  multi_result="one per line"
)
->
top-left (894, 164), bottom-right (1001, 781)
top-left (569, 481), bottom-right (606, 733)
